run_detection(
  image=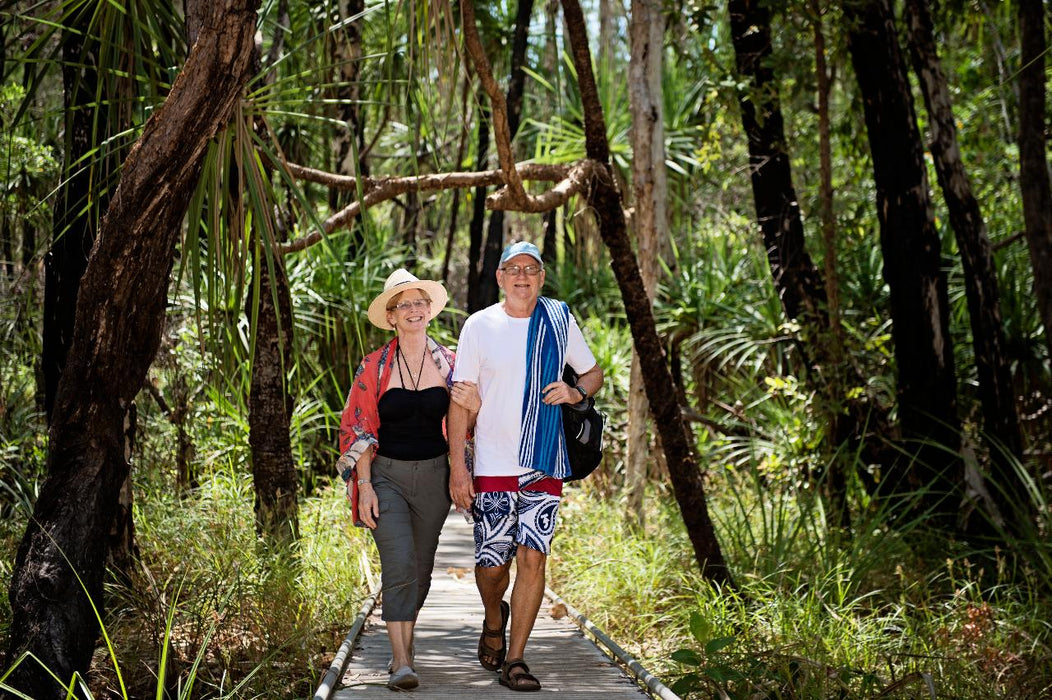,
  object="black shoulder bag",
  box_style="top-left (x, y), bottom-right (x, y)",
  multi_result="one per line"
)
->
top-left (561, 365), bottom-right (606, 482)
